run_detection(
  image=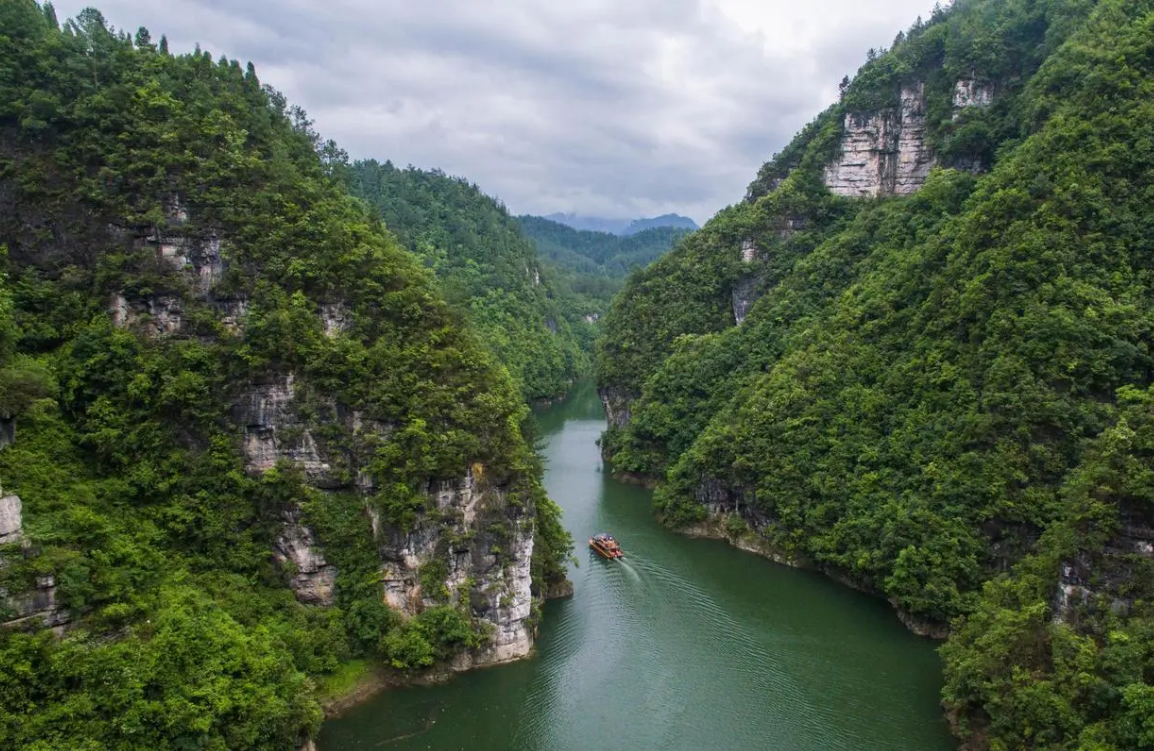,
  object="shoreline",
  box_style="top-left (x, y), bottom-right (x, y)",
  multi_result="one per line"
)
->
top-left (317, 582), bottom-right (575, 720)
top-left (677, 512), bottom-right (950, 640)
